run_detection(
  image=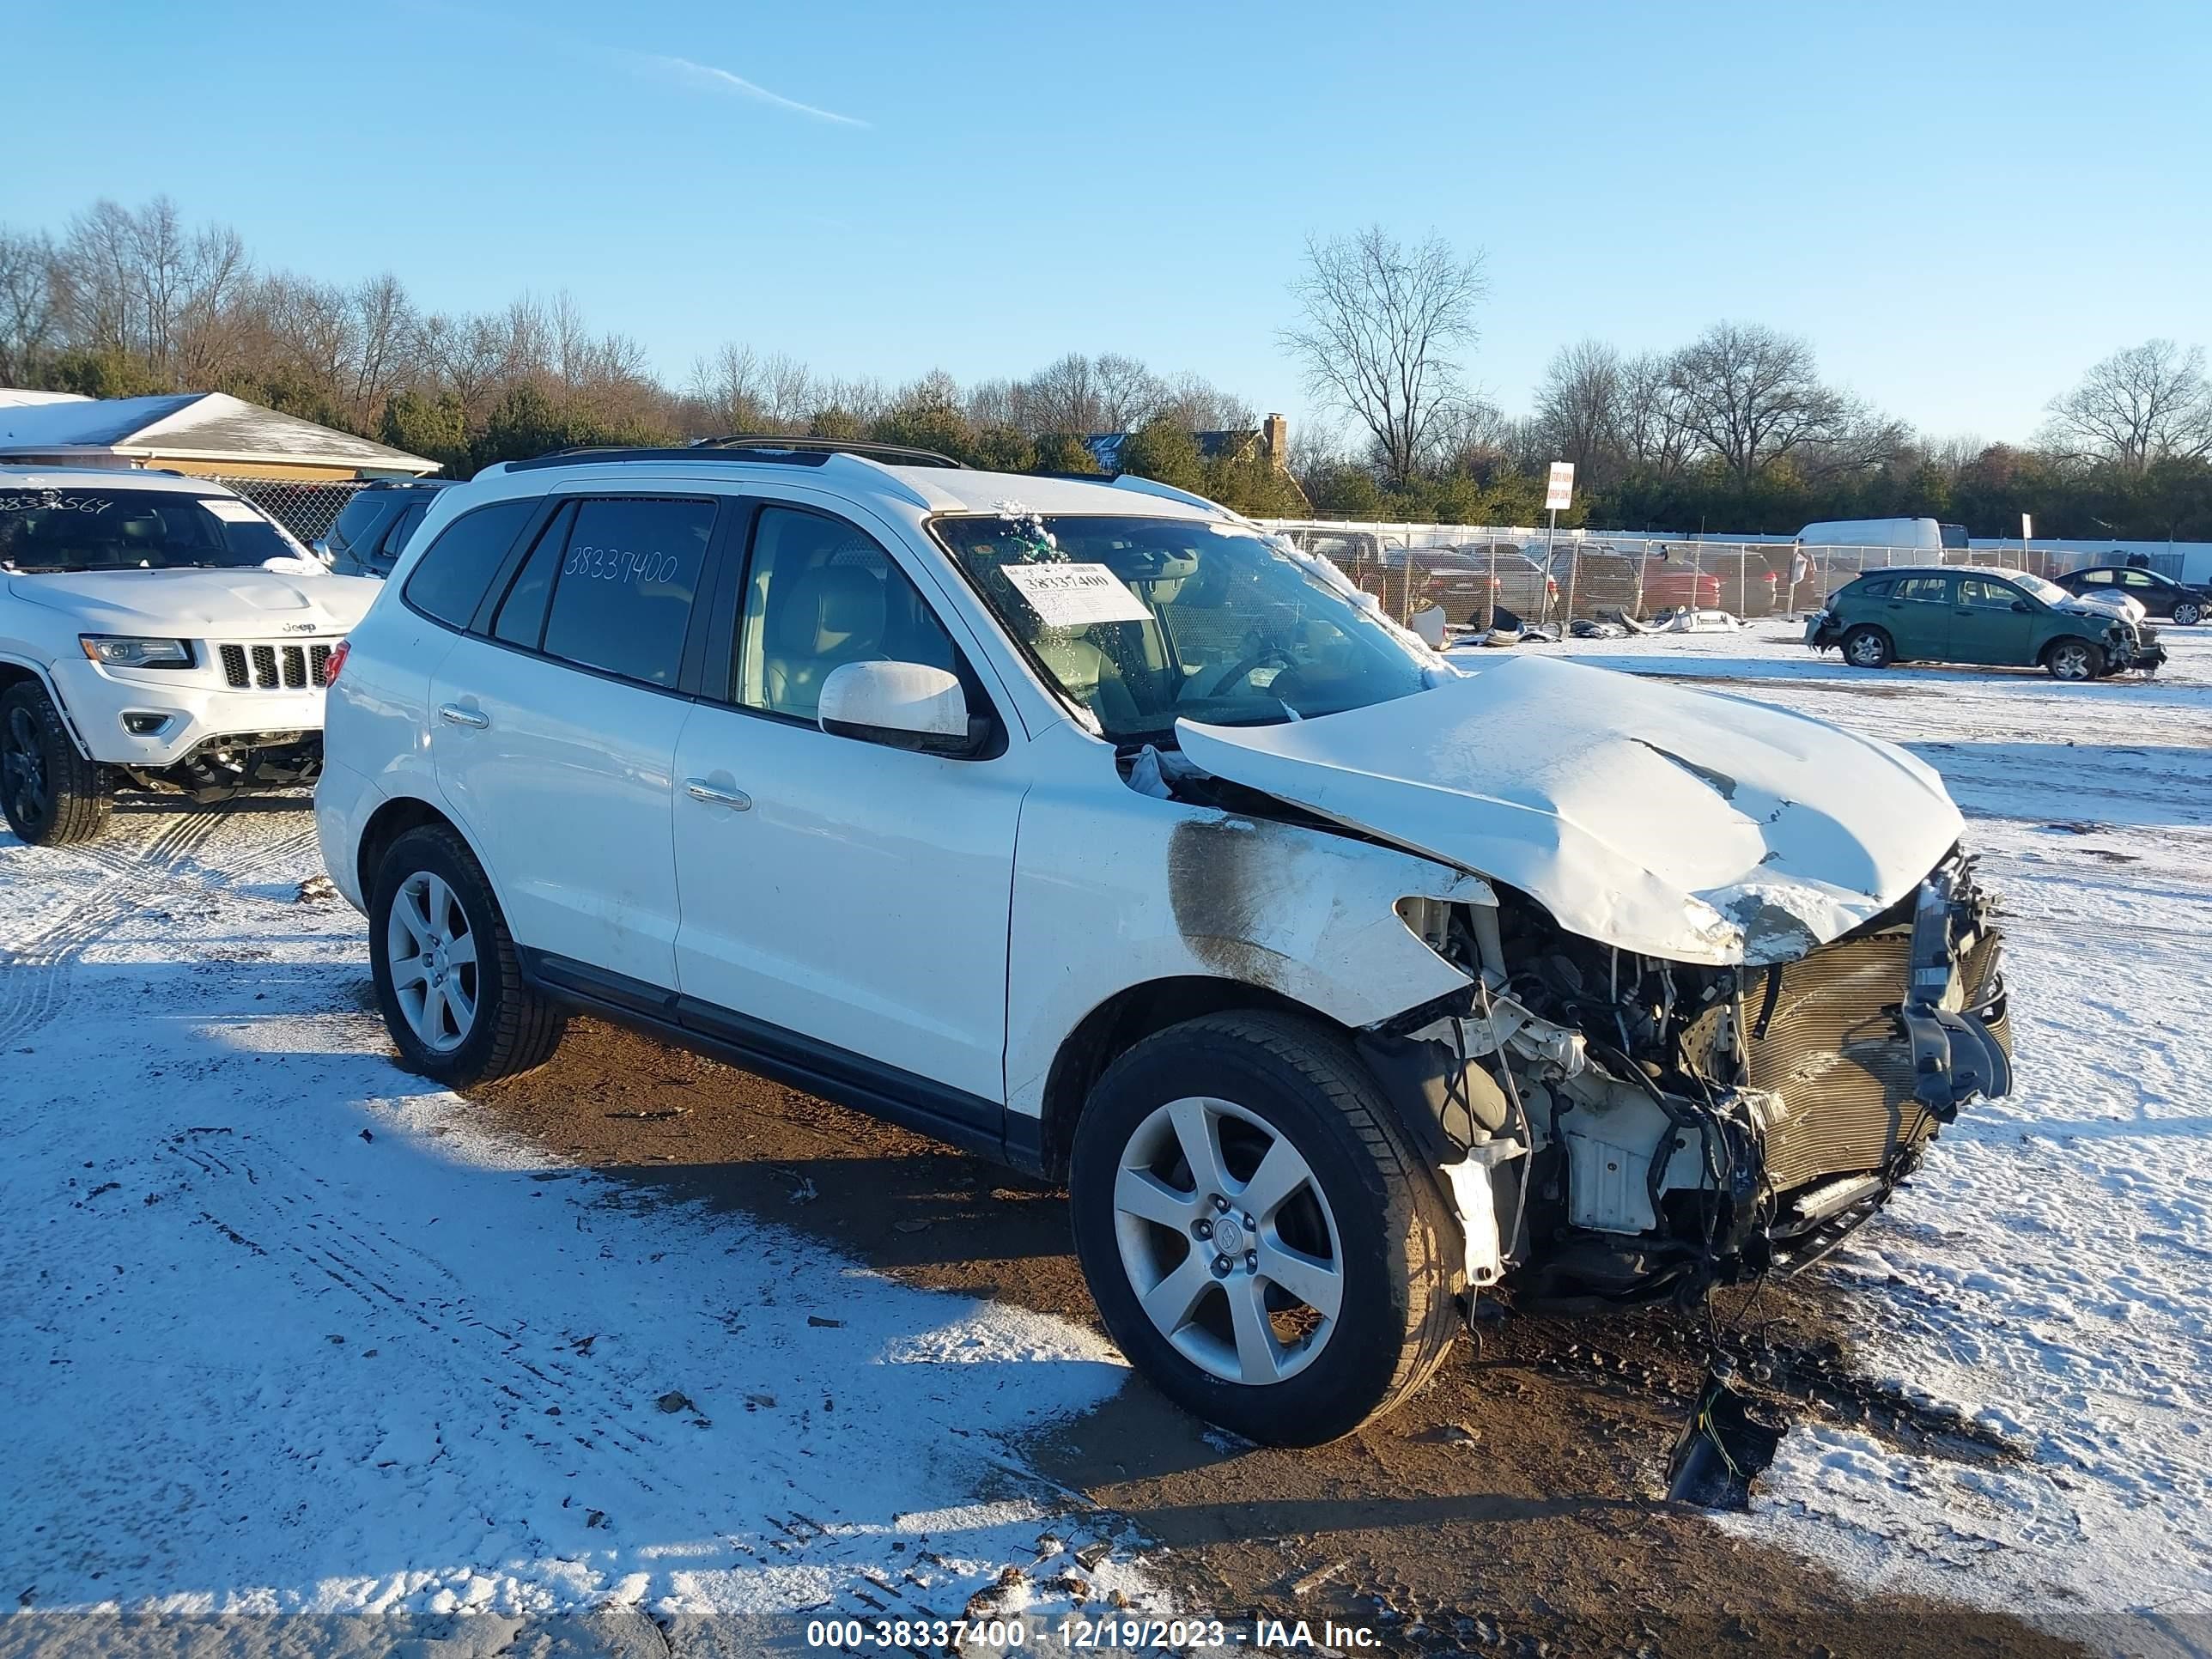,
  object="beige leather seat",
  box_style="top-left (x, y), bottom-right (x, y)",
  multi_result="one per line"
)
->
top-left (763, 566), bottom-right (886, 720)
